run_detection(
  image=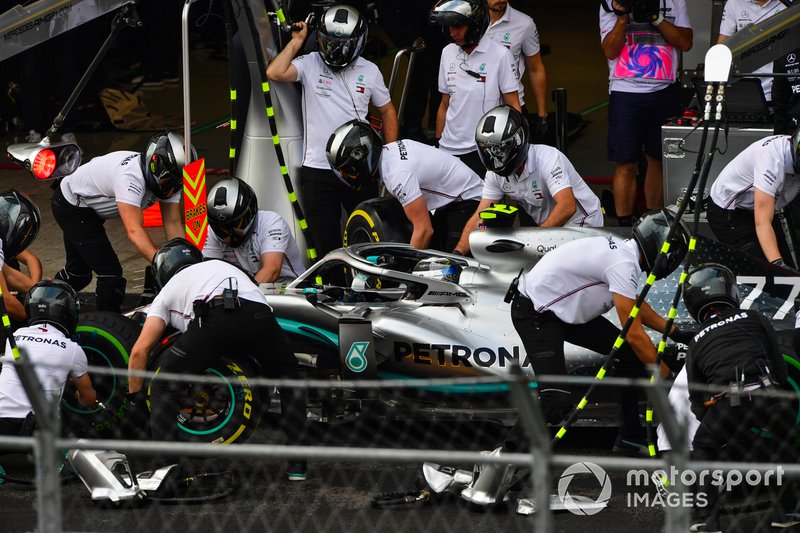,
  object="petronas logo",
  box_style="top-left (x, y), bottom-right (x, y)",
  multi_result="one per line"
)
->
top-left (345, 341), bottom-right (370, 373)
